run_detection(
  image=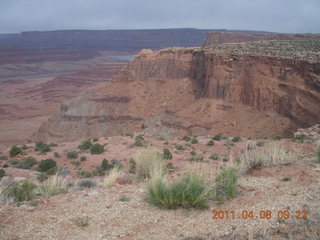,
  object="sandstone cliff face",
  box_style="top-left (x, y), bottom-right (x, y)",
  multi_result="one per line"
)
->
top-left (35, 47), bottom-right (320, 141)
top-left (203, 32), bottom-right (320, 46)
